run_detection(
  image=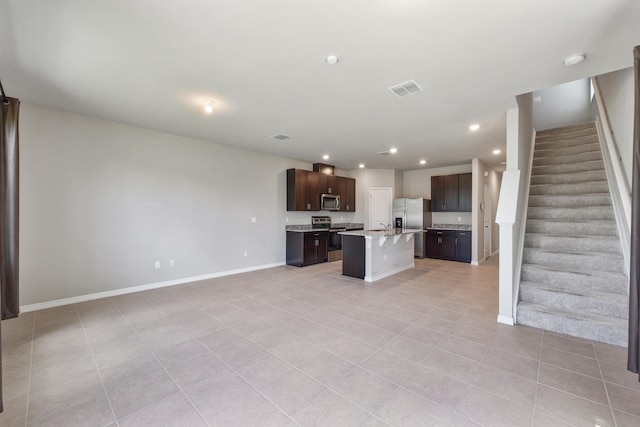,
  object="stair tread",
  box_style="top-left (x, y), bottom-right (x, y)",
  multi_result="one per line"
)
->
top-left (523, 248), bottom-right (623, 259)
top-left (521, 263), bottom-right (627, 279)
top-left (519, 280), bottom-right (628, 299)
top-left (524, 232), bottom-right (620, 241)
top-left (517, 301), bottom-right (627, 326)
